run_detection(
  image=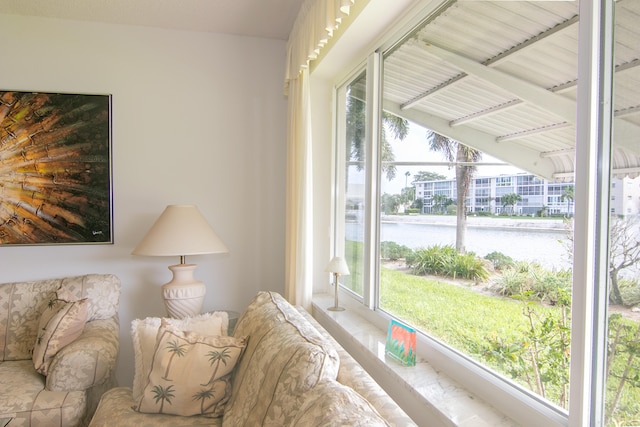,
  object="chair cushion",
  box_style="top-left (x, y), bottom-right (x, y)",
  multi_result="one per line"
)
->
top-left (134, 321), bottom-right (246, 418)
top-left (89, 387), bottom-right (223, 427)
top-left (222, 292), bottom-right (340, 427)
top-left (291, 380), bottom-right (390, 427)
top-left (0, 360), bottom-right (86, 427)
